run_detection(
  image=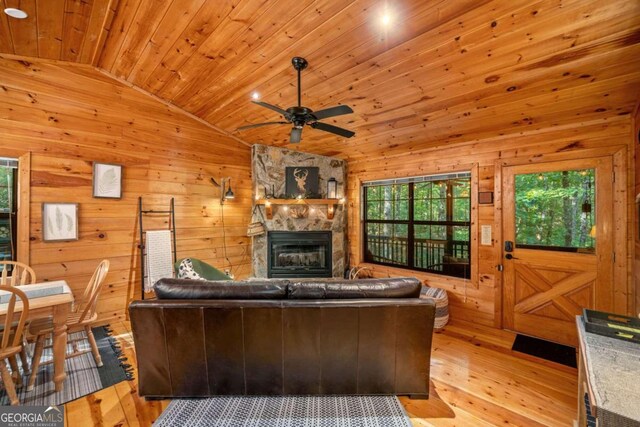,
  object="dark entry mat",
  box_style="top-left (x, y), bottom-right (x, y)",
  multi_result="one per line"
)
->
top-left (512, 334), bottom-right (577, 368)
